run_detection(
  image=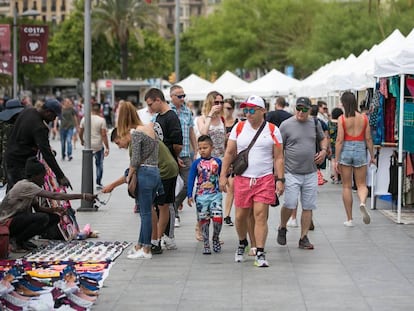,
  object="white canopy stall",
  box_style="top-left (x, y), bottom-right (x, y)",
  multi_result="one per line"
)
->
top-left (212, 71), bottom-right (250, 98)
top-left (233, 69), bottom-right (300, 98)
top-left (165, 74), bottom-right (214, 101)
top-left (374, 28), bottom-right (414, 223)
